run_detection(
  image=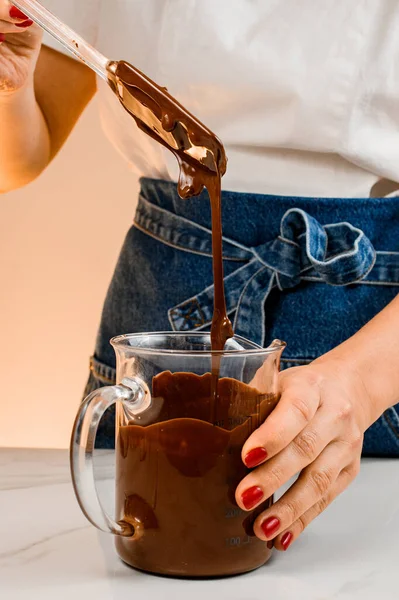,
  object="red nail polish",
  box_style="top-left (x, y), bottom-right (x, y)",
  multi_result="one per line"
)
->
top-left (261, 516), bottom-right (280, 538)
top-left (15, 19), bottom-right (33, 28)
top-left (241, 486), bottom-right (264, 510)
top-left (15, 19), bottom-right (33, 29)
top-left (244, 447), bottom-right (268, 468)
top-left (9, 6), bottom-right (29, 20)
top-left (281, 531), bottom-right (293, 551)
